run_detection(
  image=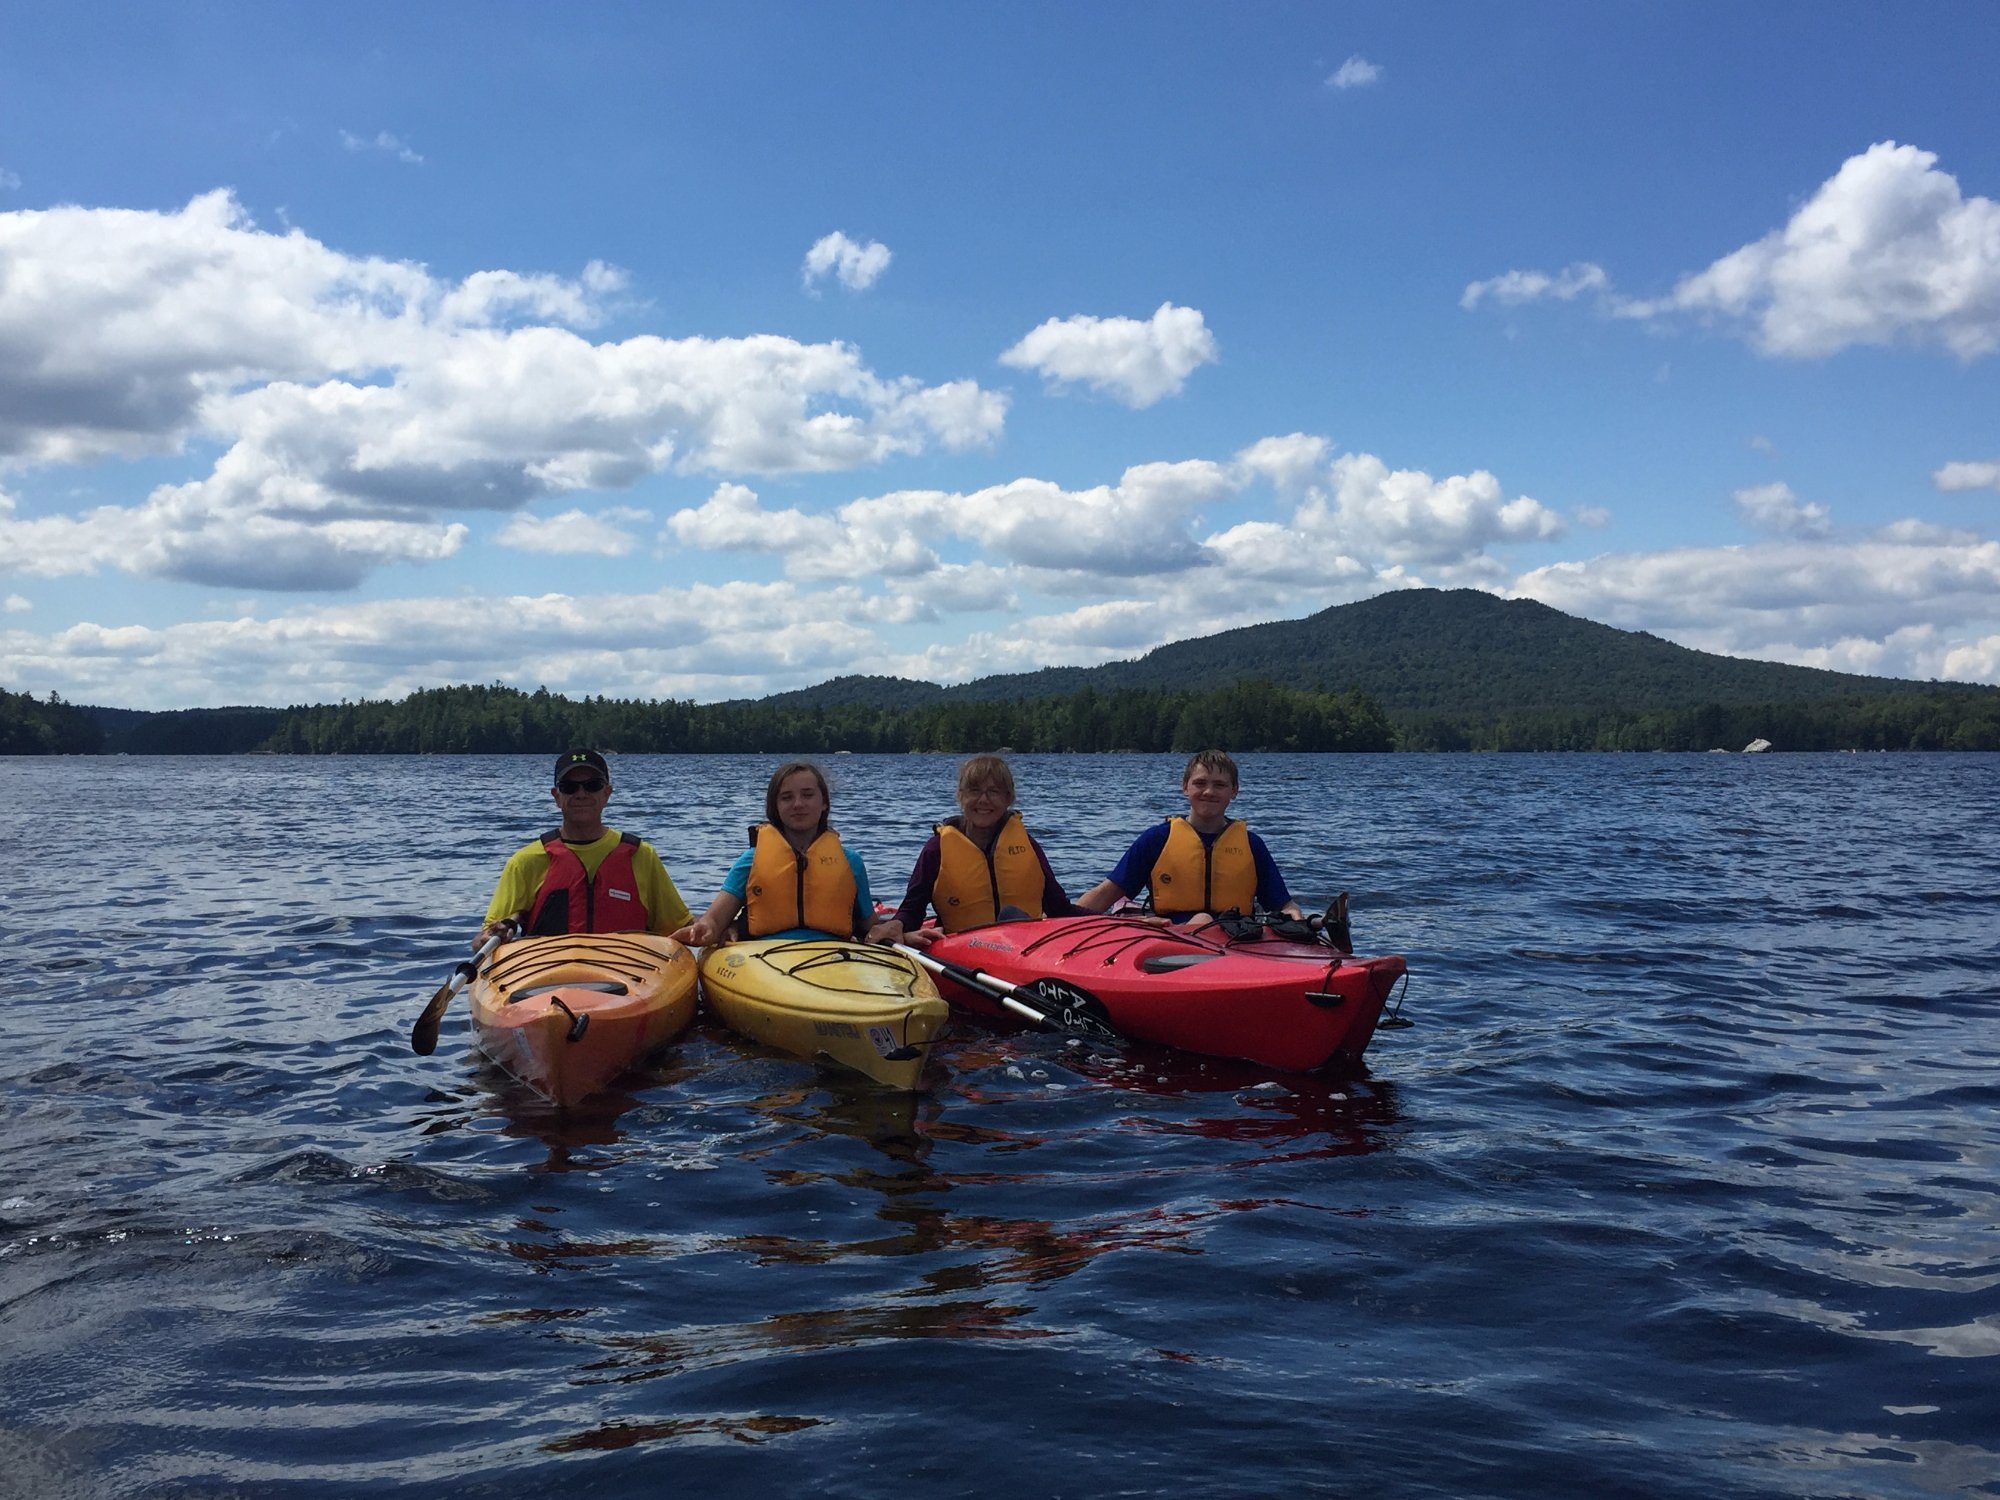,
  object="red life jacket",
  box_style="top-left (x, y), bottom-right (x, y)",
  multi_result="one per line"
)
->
top-left (526, 830), bottom-right (650, 935)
